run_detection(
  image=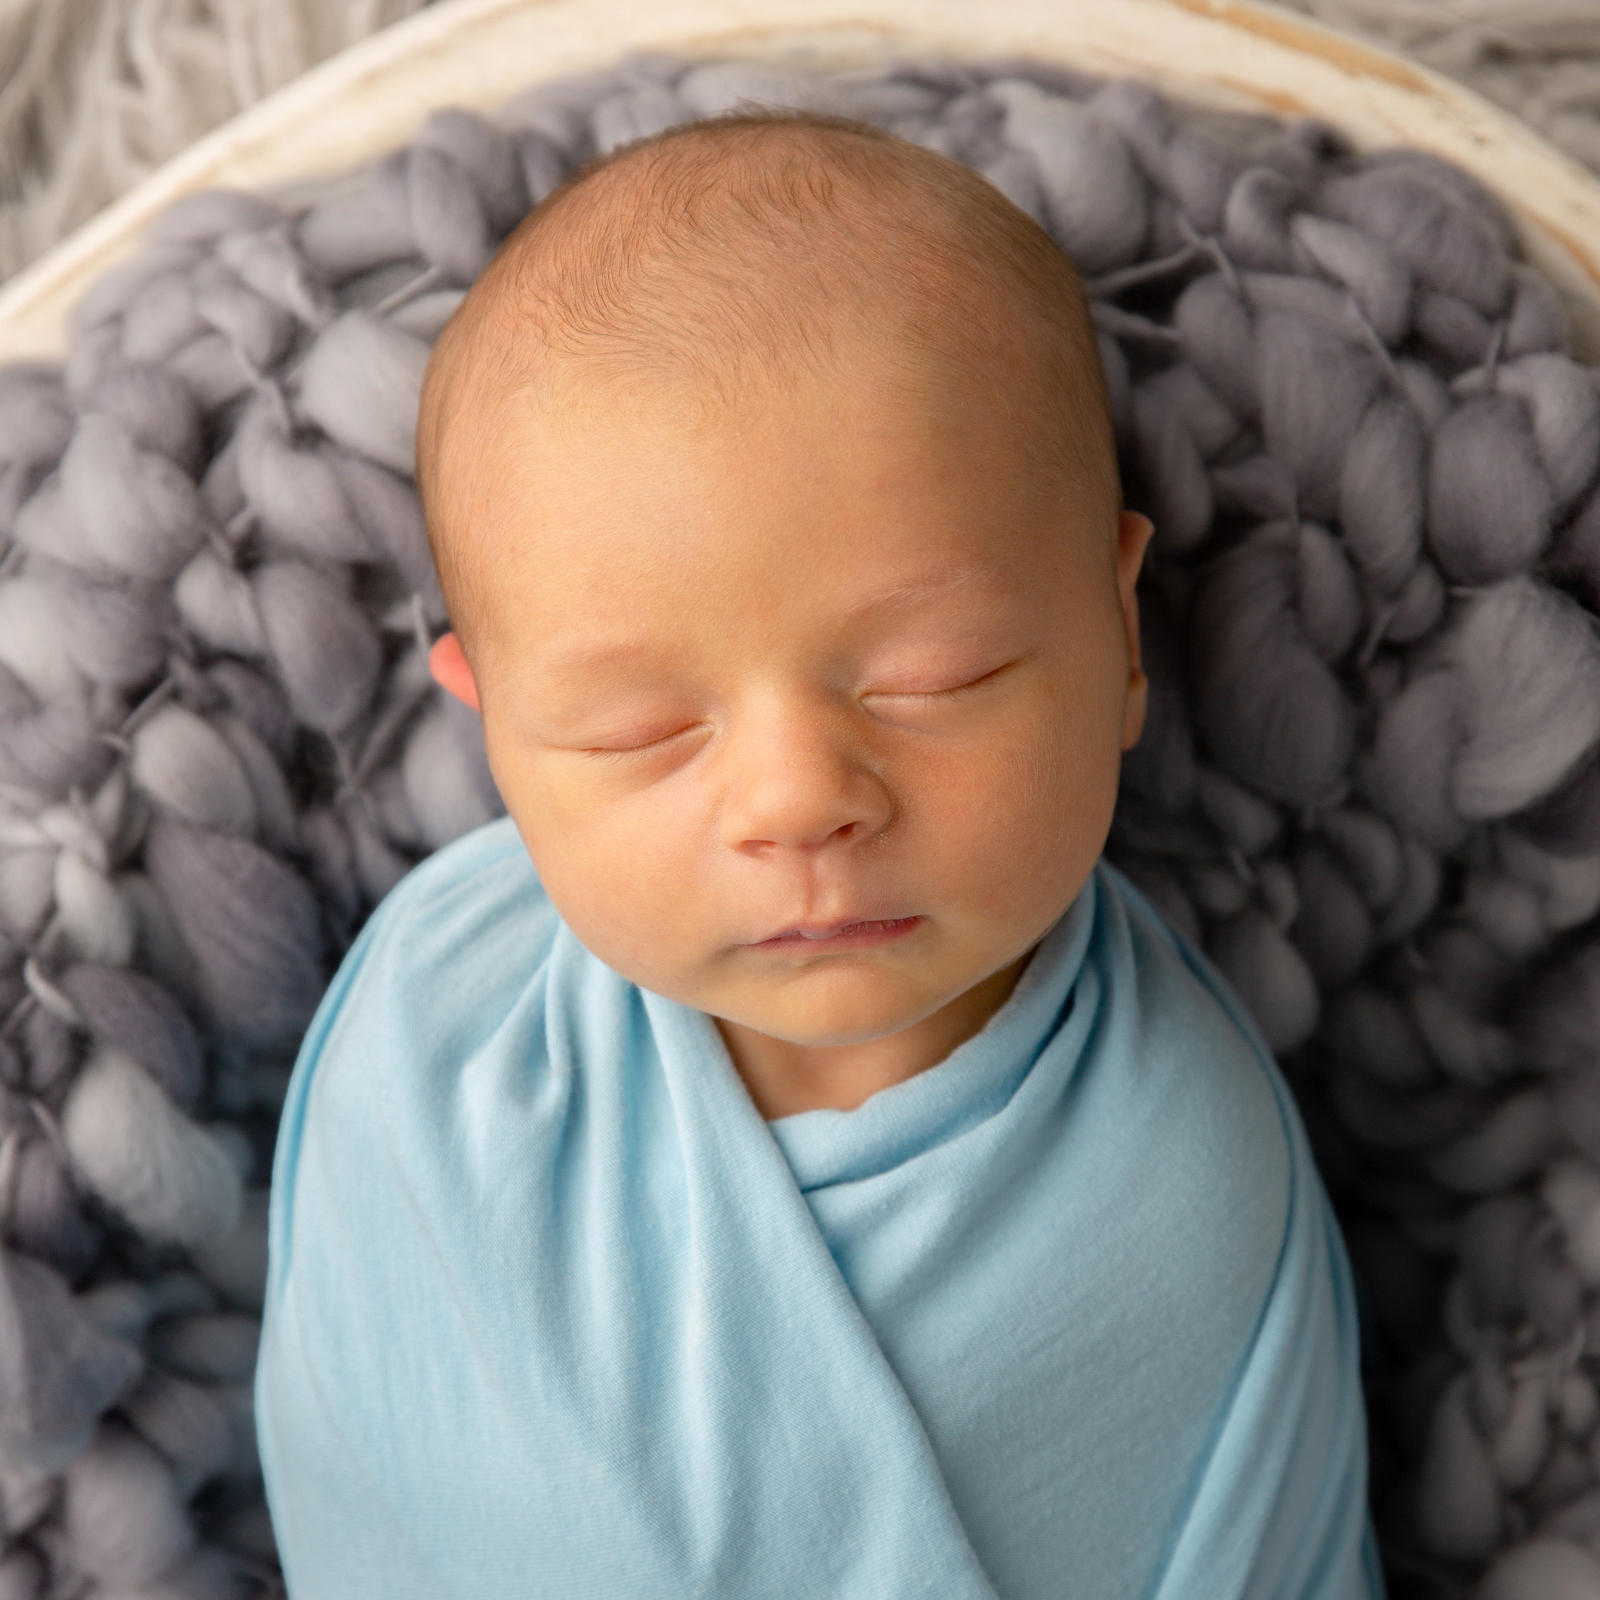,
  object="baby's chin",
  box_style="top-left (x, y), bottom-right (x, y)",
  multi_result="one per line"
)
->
top-left (696, 961), bottom-right (965, 1048)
